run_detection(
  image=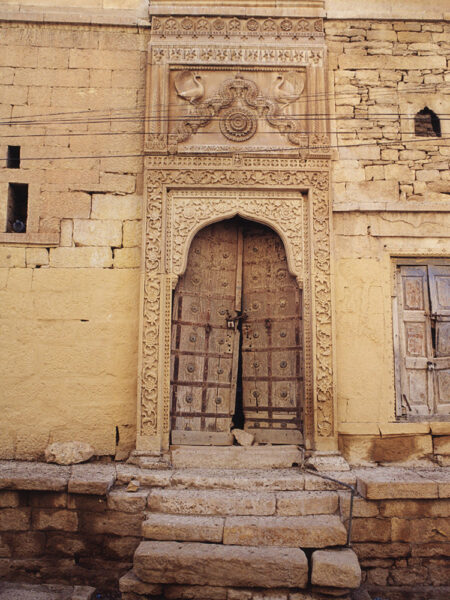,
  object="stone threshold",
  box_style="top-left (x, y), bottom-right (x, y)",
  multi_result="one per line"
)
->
top-left (0, 459), bottom-right (448, 499)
